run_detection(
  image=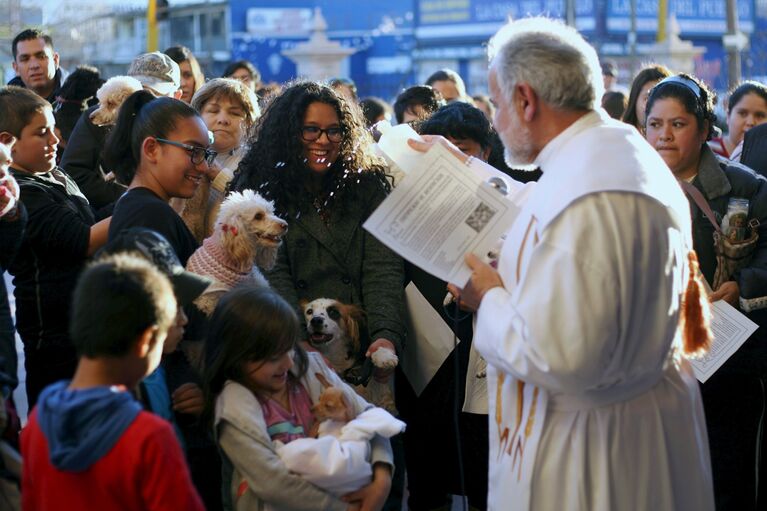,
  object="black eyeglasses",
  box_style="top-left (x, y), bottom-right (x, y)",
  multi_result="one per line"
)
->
top-left (155, 138), bottom-right (218, 166)
top-left (301, 126), bottom-right (343, 143)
